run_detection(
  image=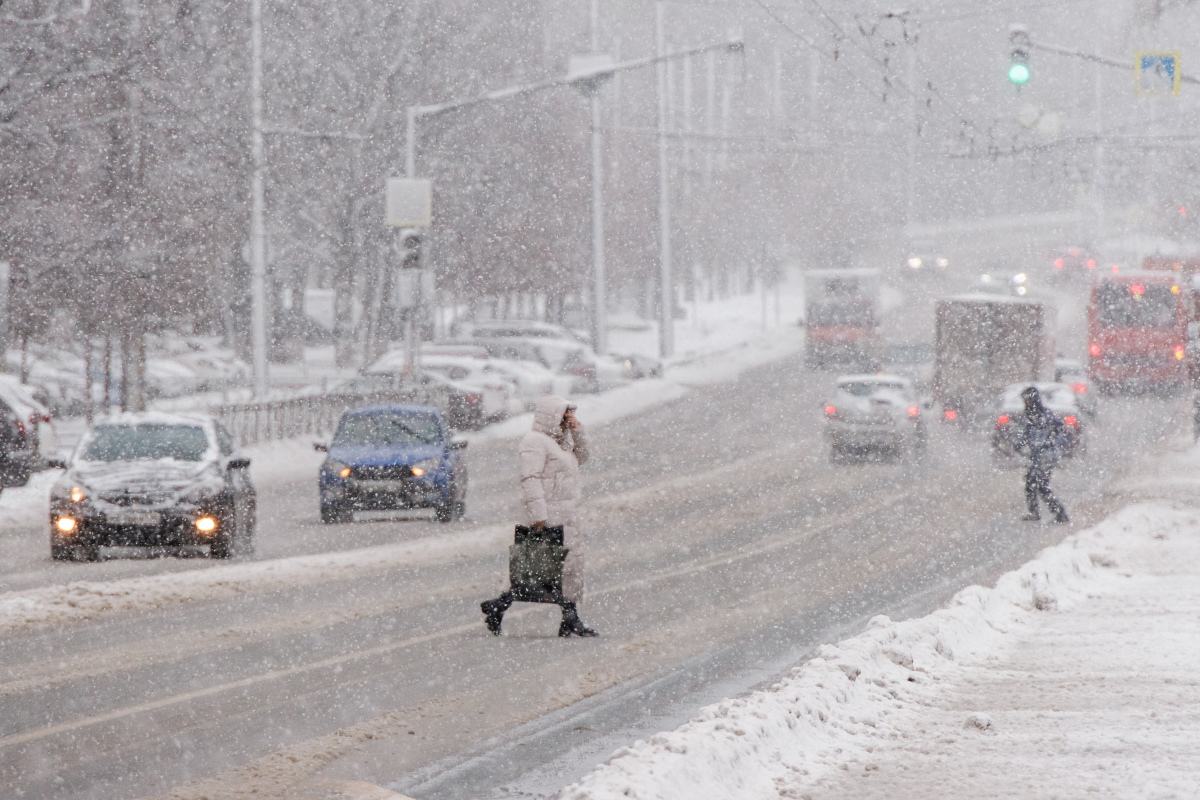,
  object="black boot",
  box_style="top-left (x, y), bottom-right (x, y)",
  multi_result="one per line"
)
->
top-left (558, 602), bottom-right (598, 638)
top-left (480, 592), bottom-right (513, 635)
